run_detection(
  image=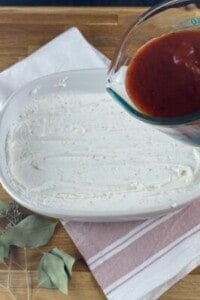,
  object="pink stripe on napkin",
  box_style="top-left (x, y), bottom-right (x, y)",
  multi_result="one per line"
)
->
top-left (64, 199), bottom-right (200, 299)
top-left (65, 220), bottom-right (144, 259)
